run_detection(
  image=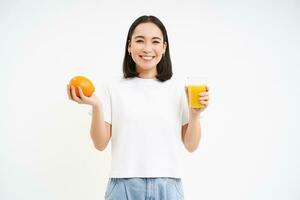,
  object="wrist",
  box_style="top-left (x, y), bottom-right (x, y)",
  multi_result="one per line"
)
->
top-left (92, 101), bottom-right (102, 109)
top-left (189, 113), bottom-right (201, 121)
